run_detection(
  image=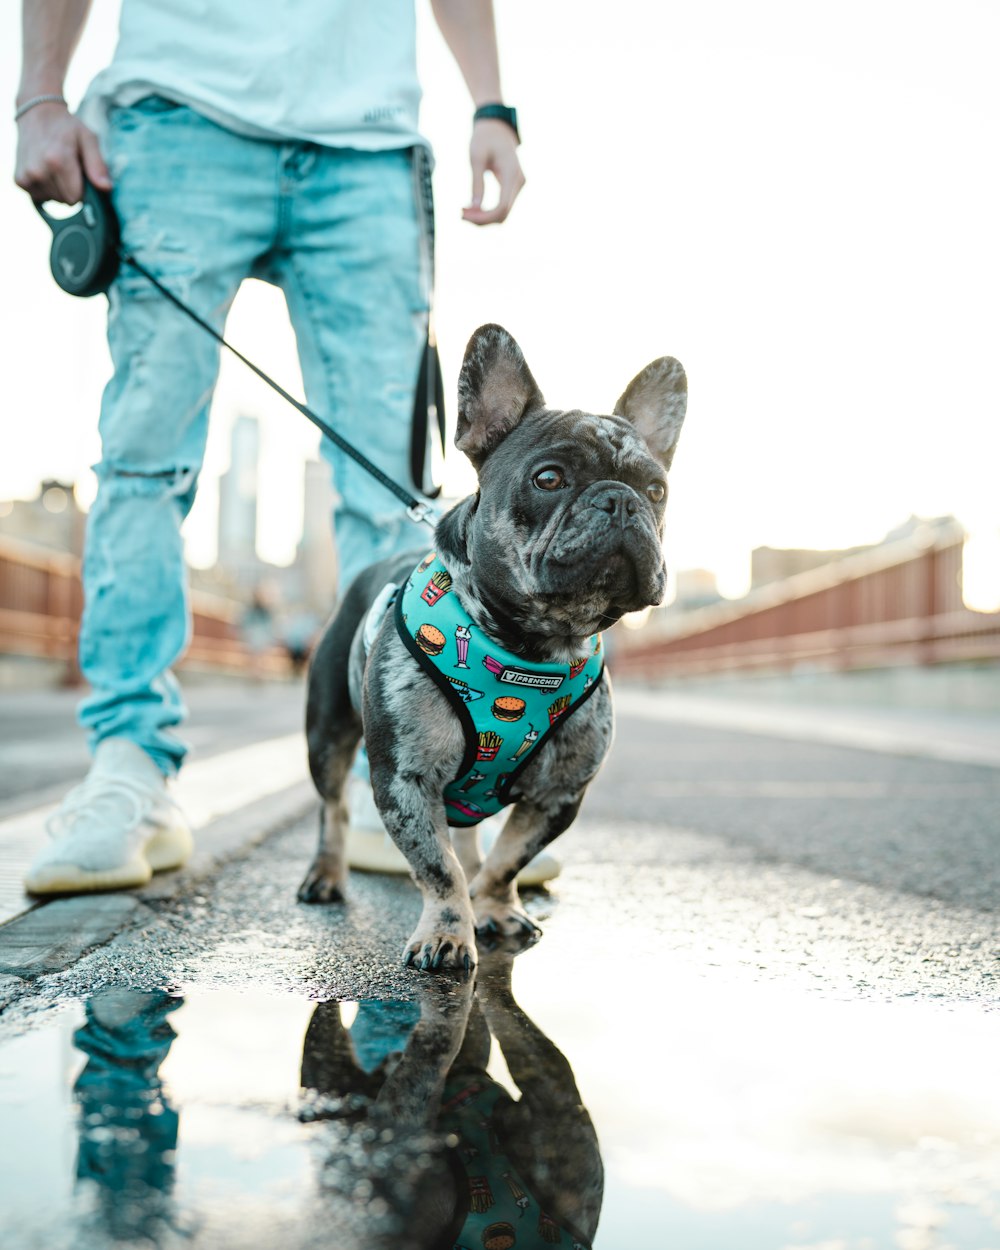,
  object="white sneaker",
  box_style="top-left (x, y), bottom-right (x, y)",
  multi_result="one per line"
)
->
top-left (24, 739), bottom-right (193, 896)
top-left (344, 778), bottom-right (410, 873)
top-left (344, 778), bottom-right (561, 885)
